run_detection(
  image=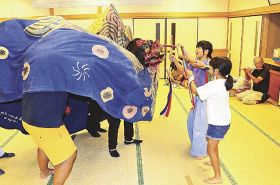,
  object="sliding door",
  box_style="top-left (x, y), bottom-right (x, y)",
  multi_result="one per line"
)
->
top-left (166, 18), bottom-right (197, 72)
top-left (228, 18), bottom-right (243, 77)
top-left (198, 18), bottom-right (228, 57)
top-left (241, 16), bottom-right (262, 70)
